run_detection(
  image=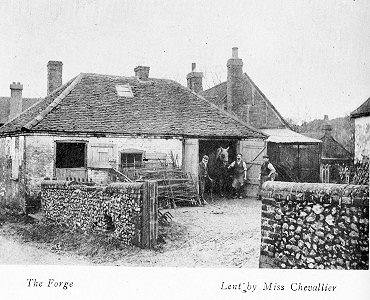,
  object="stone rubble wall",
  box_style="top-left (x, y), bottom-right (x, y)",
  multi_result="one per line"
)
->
top-left (41, 181), bottom-right (144, 245)
top-left (260, 181), bottom-right (369, 269)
